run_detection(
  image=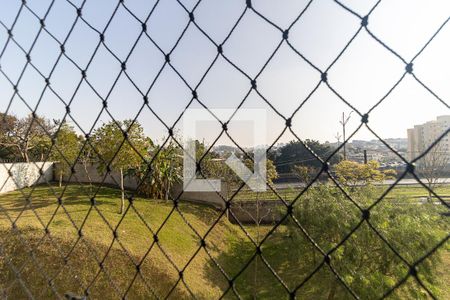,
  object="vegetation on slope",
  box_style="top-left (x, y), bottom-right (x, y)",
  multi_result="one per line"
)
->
top-left (0, 185), bottom-right (243, 299)
top-left (0, 184), bottom-right (448, 299)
